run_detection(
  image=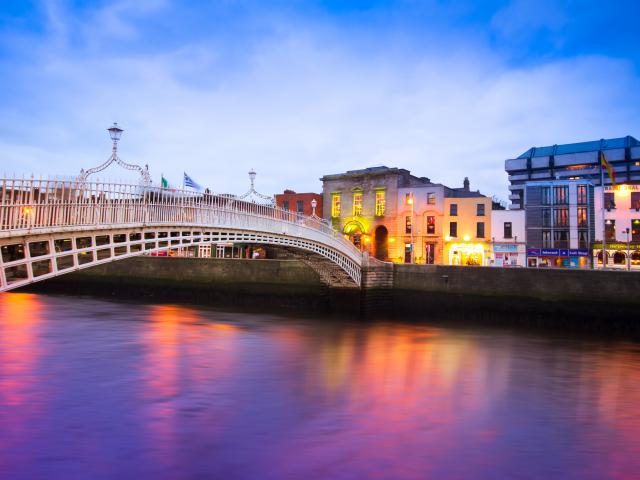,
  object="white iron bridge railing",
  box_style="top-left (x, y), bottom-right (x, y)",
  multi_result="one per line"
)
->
top-left (0, 177), bottom-right (362, 284)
